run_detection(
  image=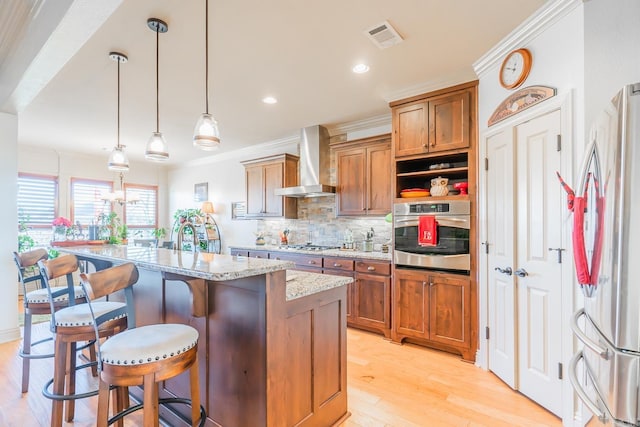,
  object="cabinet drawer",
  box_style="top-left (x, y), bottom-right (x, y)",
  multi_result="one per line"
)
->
top-left (248, 250), bottom-right (269, 259)
top-left (230, 249), bottom-right (249, 257)
top-left (269, 252), bottom-right (322, 269)
top-left (323, 257), bottom-right (354, 272)
top-left (355, 260), bottom-right (391, 276)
